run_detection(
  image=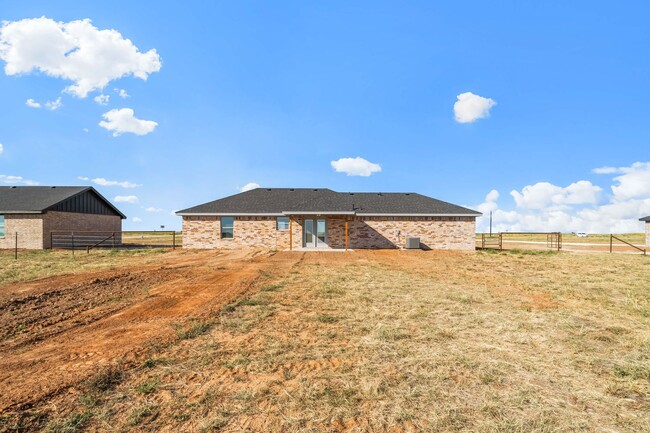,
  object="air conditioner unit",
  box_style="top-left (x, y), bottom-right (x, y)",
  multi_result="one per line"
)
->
top-left (405, 237), bottom-right (420, 249)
